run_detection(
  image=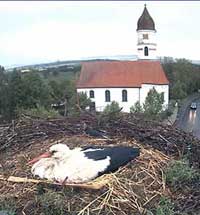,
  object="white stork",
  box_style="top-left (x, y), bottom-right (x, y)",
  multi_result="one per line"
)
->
top-left (28, 144), bottom-right (140, 184)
